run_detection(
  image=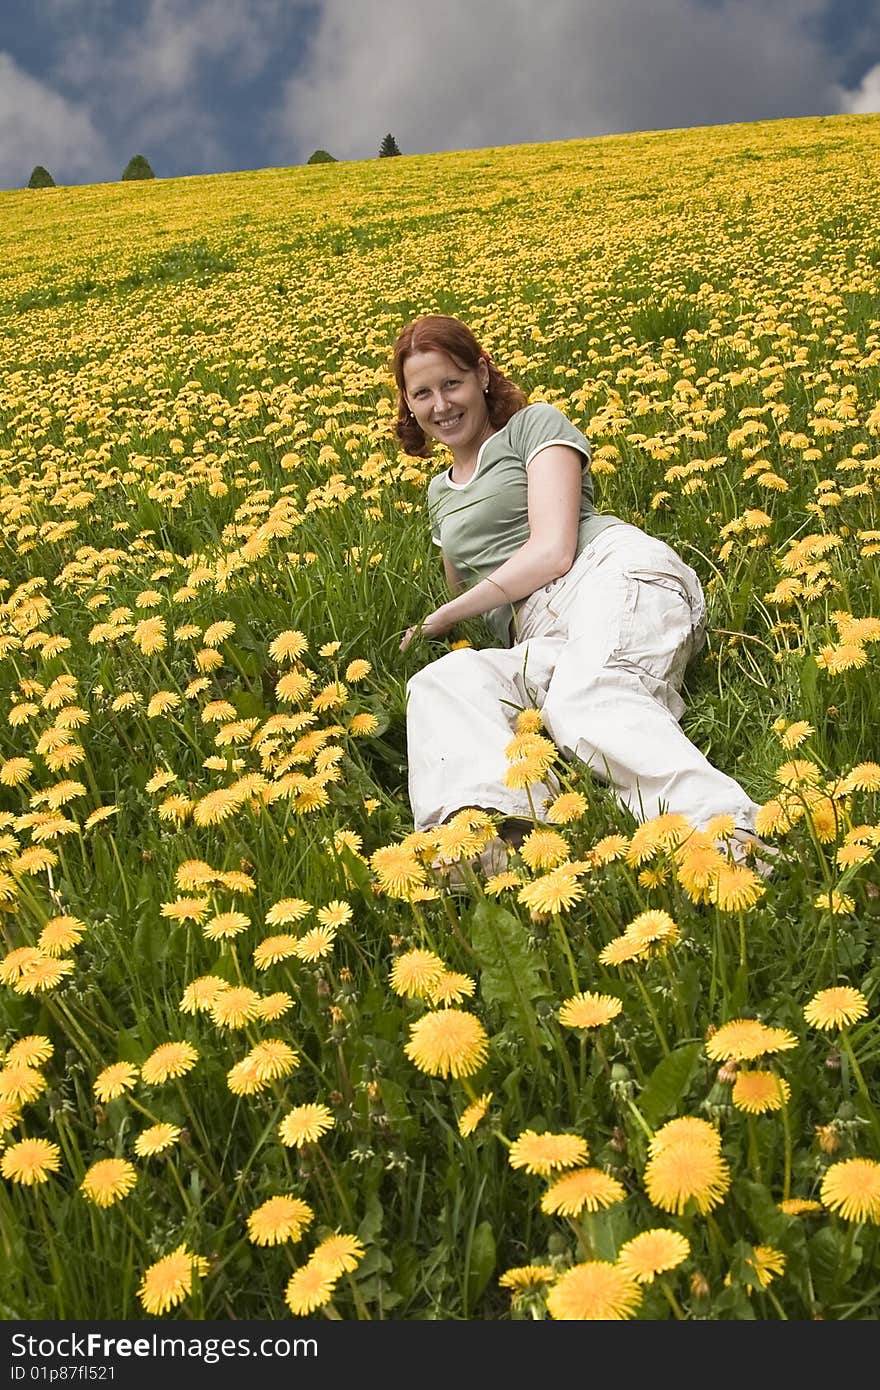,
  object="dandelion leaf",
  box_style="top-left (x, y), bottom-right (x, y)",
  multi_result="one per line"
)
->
top-left (809, 1224), bottom-right (863, 1305)
top-left (637, 1041), bottom-right (702, 1128)
top-left (470, 900), bottom-right (550, 1044)
top-left (464, 1220), bottom-right (496, 1312)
